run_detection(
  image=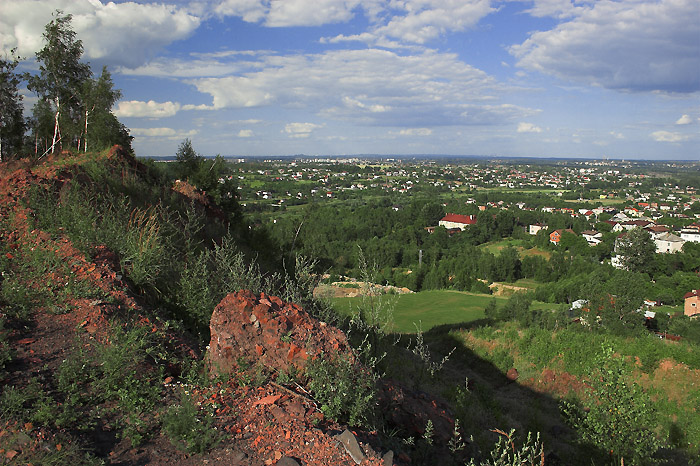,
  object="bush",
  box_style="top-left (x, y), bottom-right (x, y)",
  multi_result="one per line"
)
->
top-left (306, 353), bottom-right (376, 428)
top-left (560, 344), bottom-right (665, 465)
top-left (163, 392), bottom-right (220, 454)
